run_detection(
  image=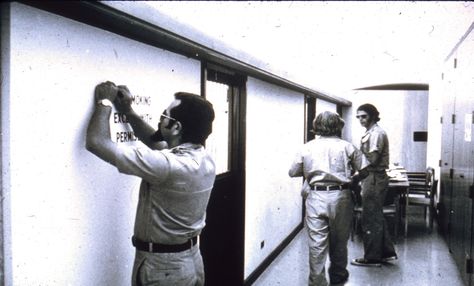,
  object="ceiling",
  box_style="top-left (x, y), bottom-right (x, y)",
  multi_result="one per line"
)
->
top-left (145, 1), bottom-right (474, 94)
